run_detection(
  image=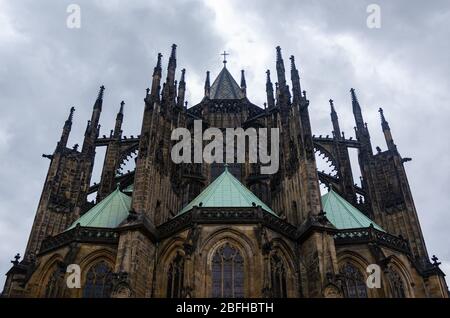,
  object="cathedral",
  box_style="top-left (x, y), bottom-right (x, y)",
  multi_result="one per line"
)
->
top-left (2, 44), bottom-right (448, 298)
